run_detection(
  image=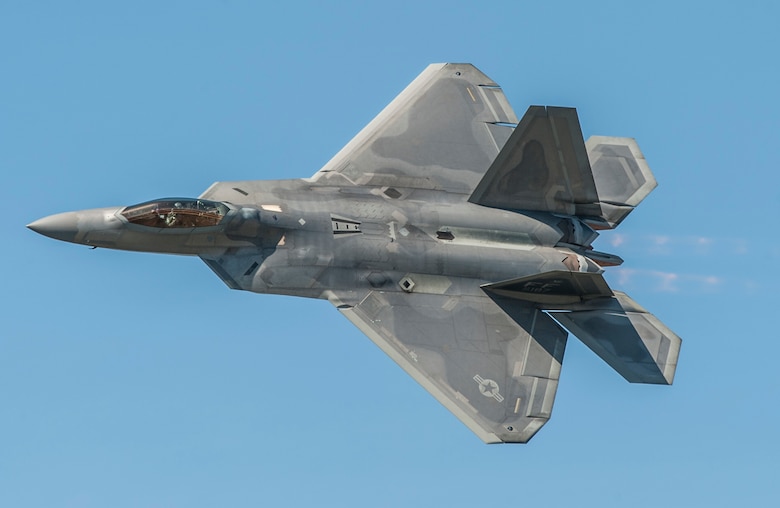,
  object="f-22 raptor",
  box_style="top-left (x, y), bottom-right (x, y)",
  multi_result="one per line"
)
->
top-left (28, 63), bottom-right (681, 443)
